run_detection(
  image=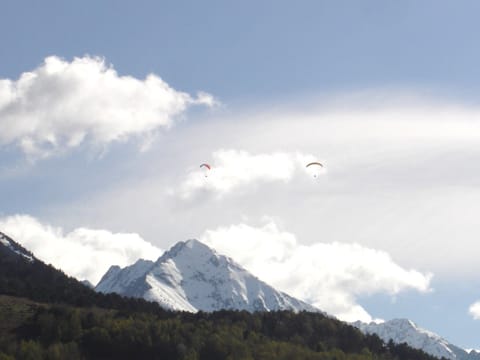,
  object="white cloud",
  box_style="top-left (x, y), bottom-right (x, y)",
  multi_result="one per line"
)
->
top-left (469, 301), bottom-right (480, 320)
top-left (0, 55), bottom-right (215, 159)
top-left (39, 96), bottom-right (480, 279)
top-left (0, 215), bottom-right (163, 285)
top-left (178, 149), bottom-right (323, 197)
top-left (201, 219), bottom-right (432, 322)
